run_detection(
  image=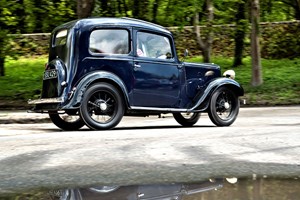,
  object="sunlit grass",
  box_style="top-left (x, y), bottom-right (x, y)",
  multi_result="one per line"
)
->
top-left (0, 56), bottom-right (47, 101)
top-left (188, 56), bottom-right (300, 105)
